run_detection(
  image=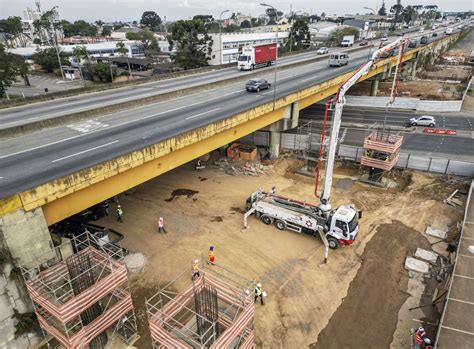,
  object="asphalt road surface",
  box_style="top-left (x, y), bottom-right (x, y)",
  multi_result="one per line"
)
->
top-left (0, 25), bottom-right (454, 130)
top-left (0, 24), bottom-right (468, 198)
